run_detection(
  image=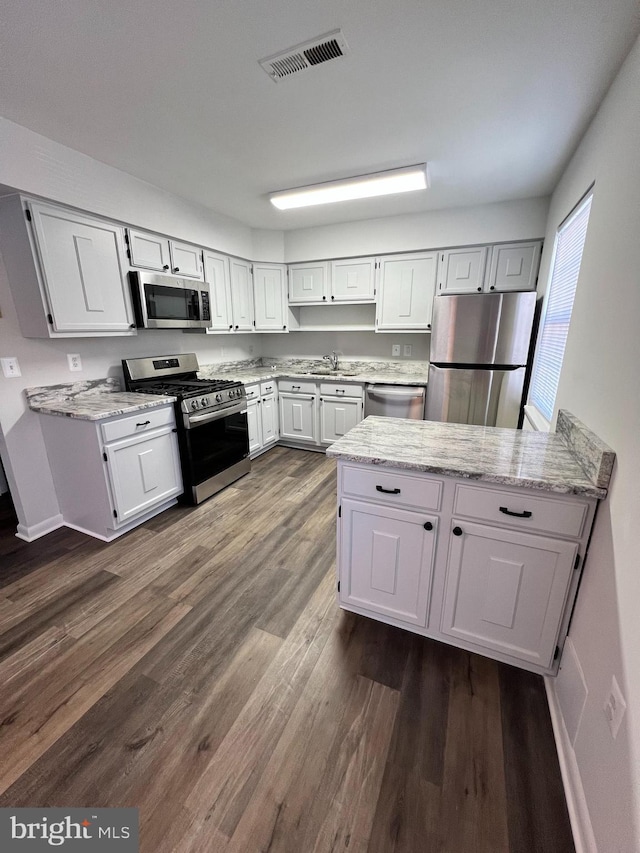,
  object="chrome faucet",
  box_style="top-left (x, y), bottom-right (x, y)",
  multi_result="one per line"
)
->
top-left (323, 351), bottom-right (339, 371)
